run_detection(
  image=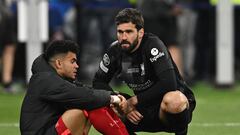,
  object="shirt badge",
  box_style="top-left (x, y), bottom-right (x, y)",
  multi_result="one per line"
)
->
top-left (103, 53), bottom-right (110, 66)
